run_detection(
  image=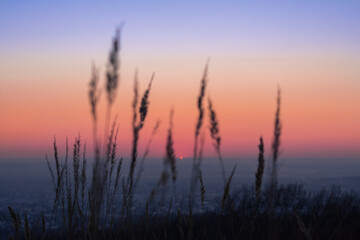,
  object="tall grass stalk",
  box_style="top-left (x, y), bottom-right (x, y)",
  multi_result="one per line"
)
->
top-left (270, 87), bottom-right (281, 191)
top-left (88, 63), bottom-right (102, 237)
top-left (103, 28), bottom-right (121, 151)
top-left (190, 62), bottom-right (208, 208)
top-left (126, 71), bottom-right (154, 217)
top-left (268, 87), bottom-right (282, 240)
top-left (255, 136), bottom-right (265, 204)
top-left (208, 97), bottom-right (226, 185)
top-left (166, 108), bottom-right (177, 198)
top-left (88, 63), bottom-right (101, 154)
